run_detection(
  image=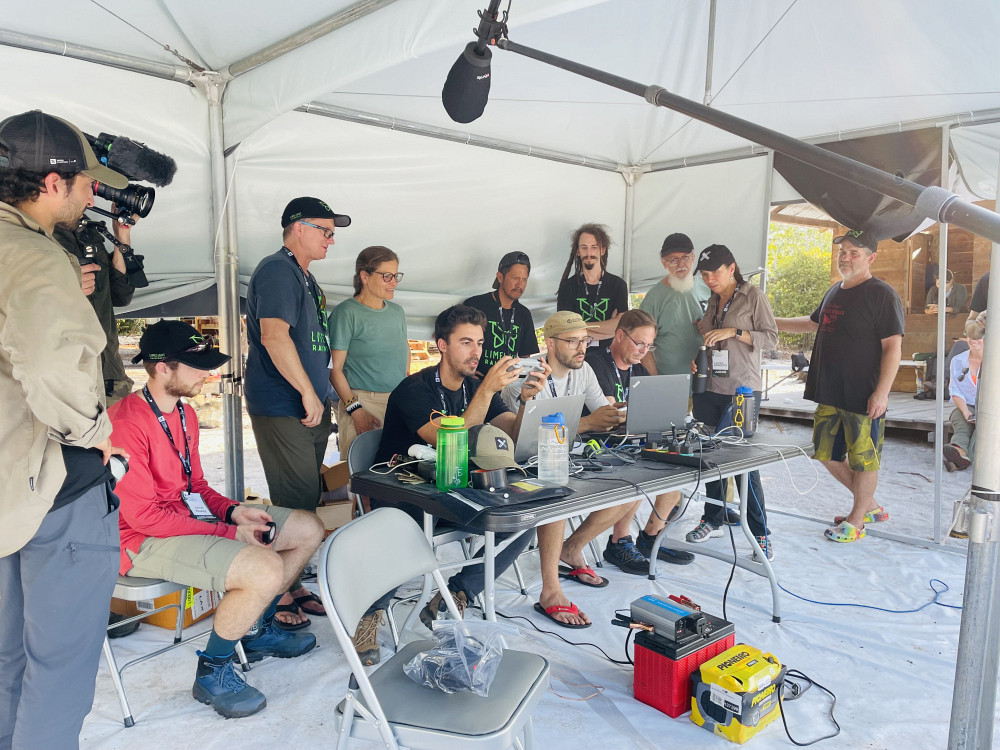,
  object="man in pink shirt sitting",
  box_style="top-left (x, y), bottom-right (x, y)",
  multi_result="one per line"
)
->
top-left (110, 321), bottom-right (324, 718)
